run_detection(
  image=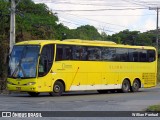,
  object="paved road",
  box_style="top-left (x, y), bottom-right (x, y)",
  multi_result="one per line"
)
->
top-left (0, 87), bottom-right (160, 120)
